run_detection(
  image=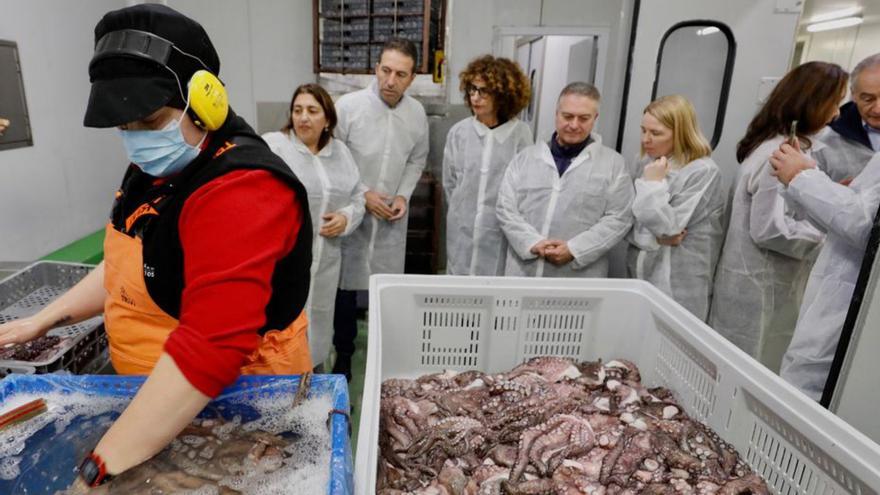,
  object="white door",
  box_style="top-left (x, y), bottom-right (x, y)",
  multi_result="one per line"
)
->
top-left (516, 36), bottom-right (545, 139)
top-left (619, 0), bottom-right (802, 191)
top-left (496, 27), bottom-right (610, 144)
top-left (533, 36), bottom-right (596, 142)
